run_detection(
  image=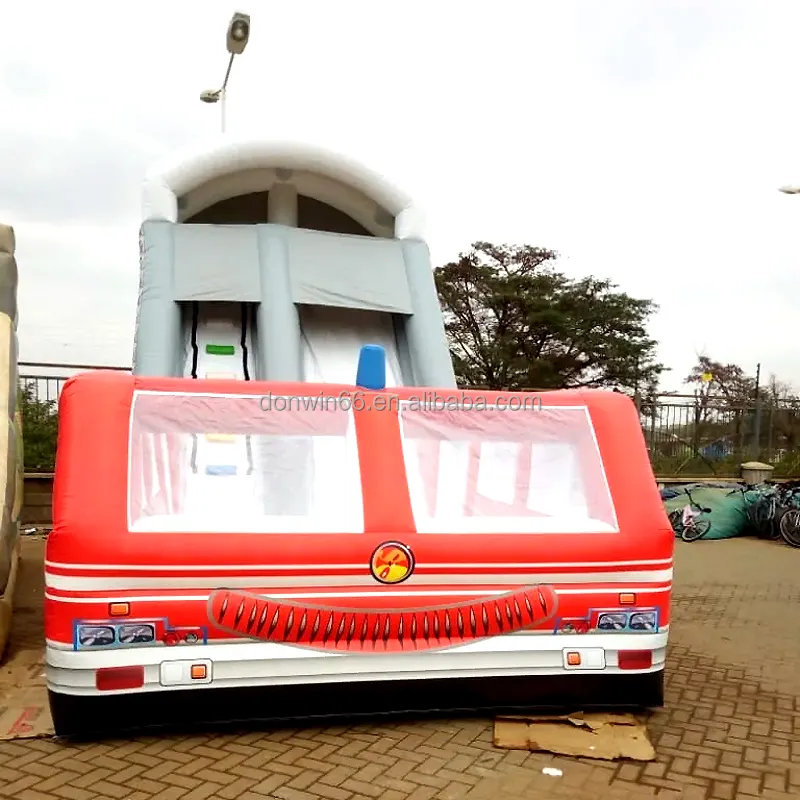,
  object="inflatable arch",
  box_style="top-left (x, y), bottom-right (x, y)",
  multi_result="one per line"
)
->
top-left (135, 138), bottom-right (455, 388)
